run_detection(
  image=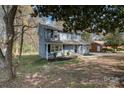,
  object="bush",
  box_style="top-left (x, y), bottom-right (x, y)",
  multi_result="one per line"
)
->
top-left (67, 51), bottom-right (70, 56)
top-left (102, 48), bottom-right (115, 53)
top-left (117, 48), bottom-right (124, 51)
